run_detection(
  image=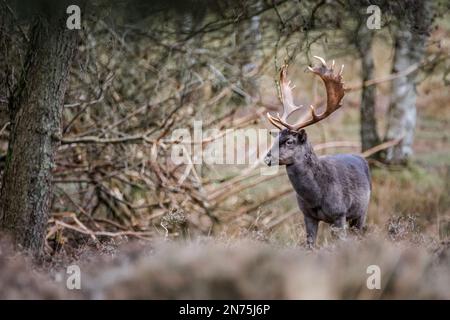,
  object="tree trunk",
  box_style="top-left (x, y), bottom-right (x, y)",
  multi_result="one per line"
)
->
top-left (0, 1), bottom-right (14, 135)
top-left (383, 32), bottom-right (419, 164)
top-left (356, 26), bottom-right (381, 154)
top-left (384, 1), bottom-right (433, 164)
top-left (236, 0), bottom-right (262, 101)
top-left (0, 4), bottom-right (11, 178)
top-left (0, 13), bottom-right (77, 254)
top-left (0, 2), bottom-right (11, 101)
